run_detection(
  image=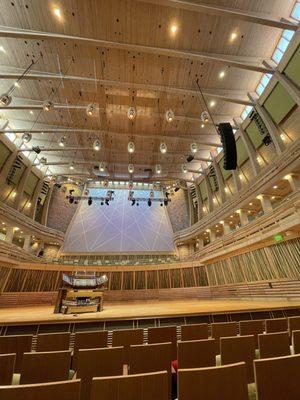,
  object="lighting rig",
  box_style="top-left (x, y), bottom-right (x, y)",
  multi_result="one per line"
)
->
top-left (127, 190), bottom-right (171, 207)
top-left (66, 190), bottom-right (115, 206)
